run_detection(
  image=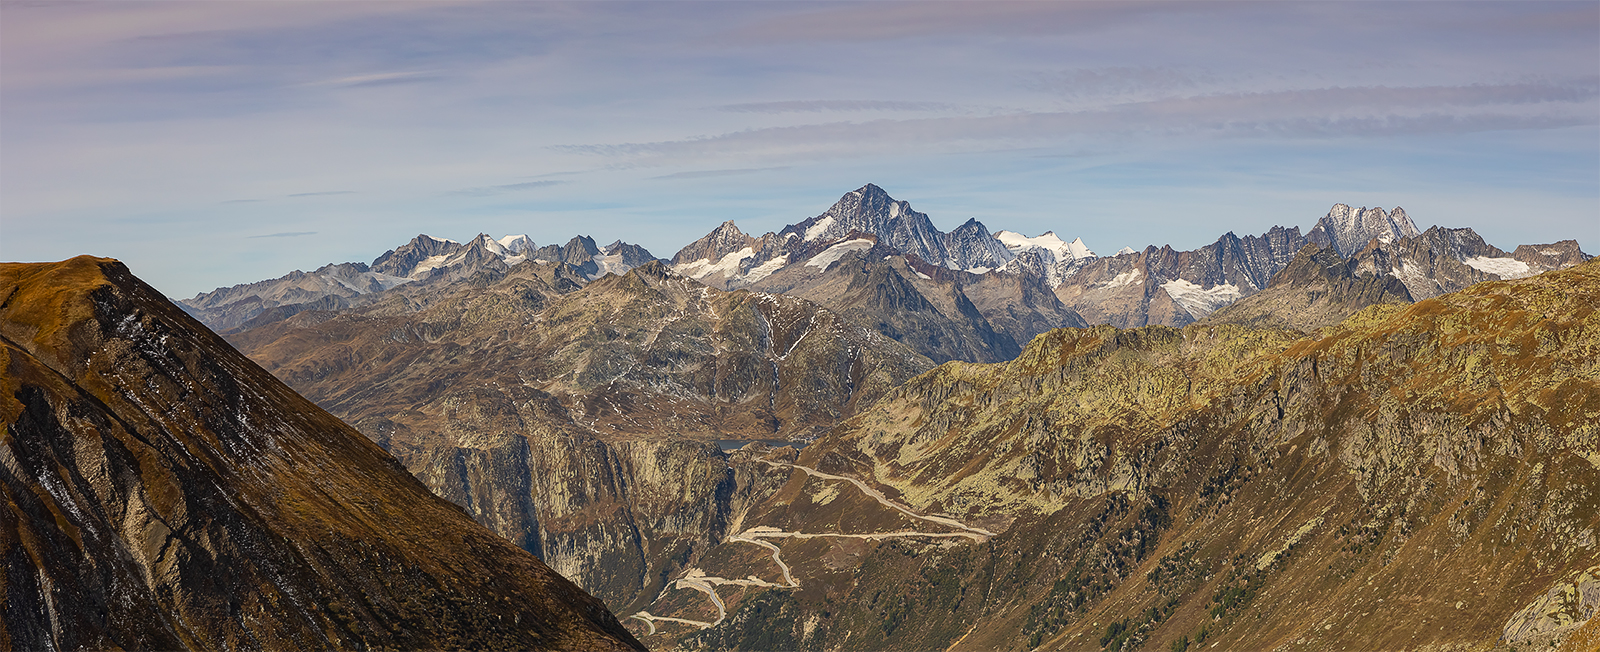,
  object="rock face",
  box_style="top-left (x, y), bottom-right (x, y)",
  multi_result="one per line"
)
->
top-left (181, 233), bottom-right (661, 332)
top-left (781, 184), bottom-right (955, 268)
top-left (1203, 242), bottom-right (1414, 332)
top-left (1352, 226), bottom-right (1590, 301)
top-left (671, 184), bottom-right (1059, 291)
top-left (224, 259), bottom-right (932, 612)
top-left (629, 260), bottom-right (1600, 651)
top-left (0, 256), bottom-right (643, 651)
top-left (1053, 226), bottom-right (1309, 327)
top-left (748, 240), bottom-right (1085, 363)
top-left (1305, 203), bottom-right (1421, 257)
